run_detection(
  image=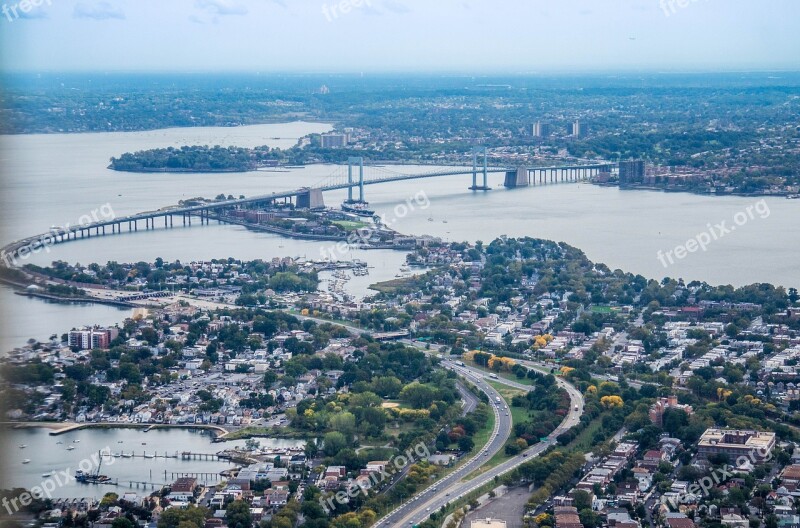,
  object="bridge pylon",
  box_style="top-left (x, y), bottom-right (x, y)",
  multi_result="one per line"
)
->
top-left (469, 146), bottom-right (491, 191)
